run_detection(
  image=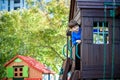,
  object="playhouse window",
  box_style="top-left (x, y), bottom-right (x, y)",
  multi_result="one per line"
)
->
top-left (14, 67), bottom-right (23, 77)
top-left (13, 66), bottom-right (28, 77)
top-left (93, 21), bottom-right (109, 44)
